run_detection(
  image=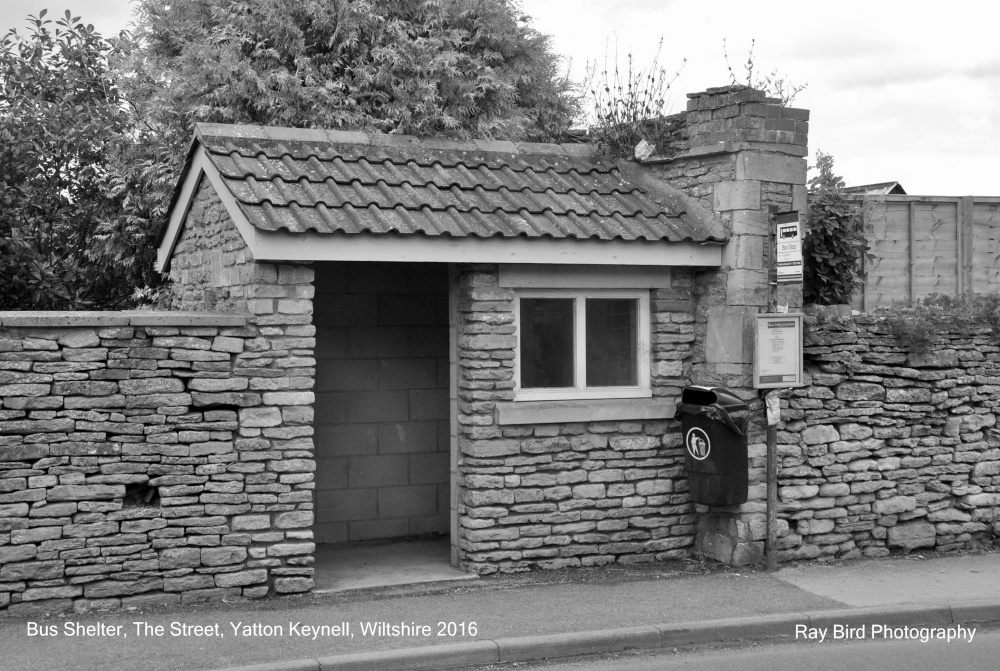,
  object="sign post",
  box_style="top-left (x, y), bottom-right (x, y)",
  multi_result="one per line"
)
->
top-left (755, 312), bottom-right (803, 572)
top-left (761, 212), bottom-right (804, 572)
top-left (764, 392), bottom-right (779, 572)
